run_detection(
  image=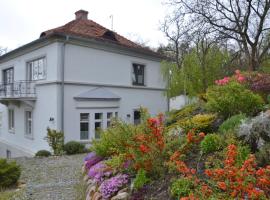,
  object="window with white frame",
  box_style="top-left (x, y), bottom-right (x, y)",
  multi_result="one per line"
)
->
top-left (107, 112), bottom-right (113, 128)
top-left (80, 113), bottom-right (89, 140)
top-left (27, 57), bottom-right (46, 80)
top-left (94, 113), bottom-right (103, 139)
top-left (25, 111), bottom-right (33, 138)
top-left (132, 63), bottom-right (145, 86)
top-left (8, 109), bottom-right (14, 132)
